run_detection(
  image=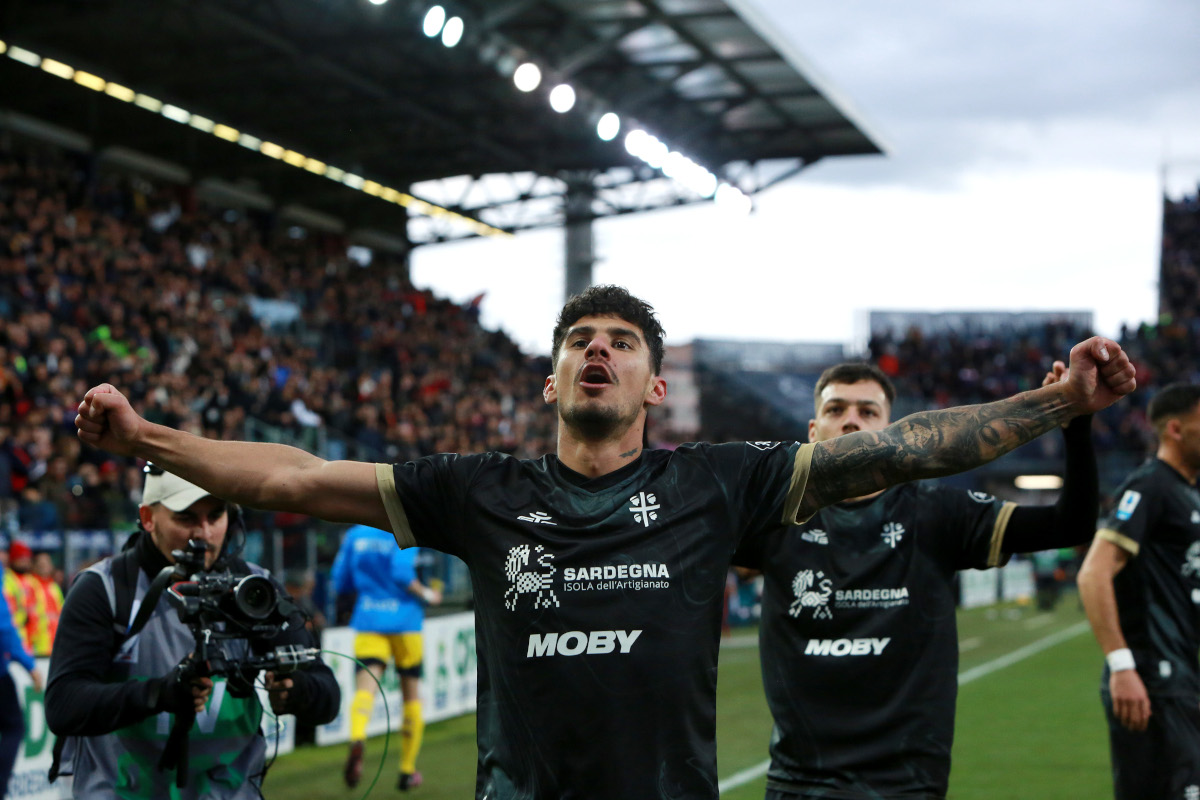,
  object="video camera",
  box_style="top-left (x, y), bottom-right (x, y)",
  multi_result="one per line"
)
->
top-left (162, 540), bottom-right (317, 696)
top-left (130, 539), bottom-right (320, 787)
